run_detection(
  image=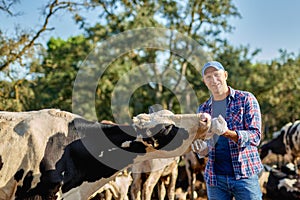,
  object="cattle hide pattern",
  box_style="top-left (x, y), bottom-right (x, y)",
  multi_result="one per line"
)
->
top-left (0, 109), bottom-right (210, 200)
top-left (260, 120), bottom-right (300, 170)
